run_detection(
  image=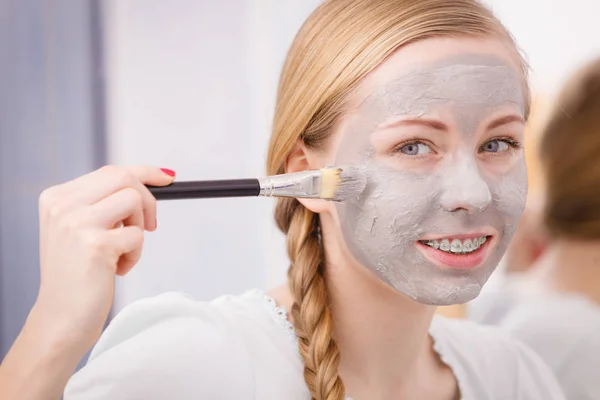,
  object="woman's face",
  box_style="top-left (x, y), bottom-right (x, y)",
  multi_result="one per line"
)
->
top-left (325, 37), bottom-right (527, 305)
